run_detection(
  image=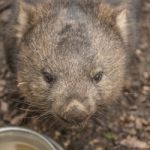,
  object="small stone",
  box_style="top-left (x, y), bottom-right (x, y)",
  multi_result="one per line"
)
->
top-left (129, 129), bottom-right (137, 136)
top-left (11, 114), bottom-right (26, 125)
top-left (90, 139), bottom-right (100, 146)
top-left (0, 80), bottom-right (6, 86)
top-left (0, 80), bottom-right (6, 97)
top-left (130, 105), bottom-right (138, 110)
top-left (129, 115), bottom-right (136, 122)
top-left (145, 126), bottom-right (150, 132)
top-left (64, 139), bottom-right (70, 148)
top-left (142, 86), bottom-right (150, 94)
top-left (141, 118), bottom-right (149, 126)
top-left (136, 49), bottom-right (142, 56)
top-left (120, 136), bottom-right (150, 149)
top-left (0, 101), bottom-right (8, 112)
top-left (144, 72), bottom-right (150, 80)
top-left (135, 118), bottom-right (143, 130)
top-left (96, 147), bottom-right (104, 150)
top-left (54, 131), bottom-right (61, 139)
top-left (0, 86), bottom-right (4, 93)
